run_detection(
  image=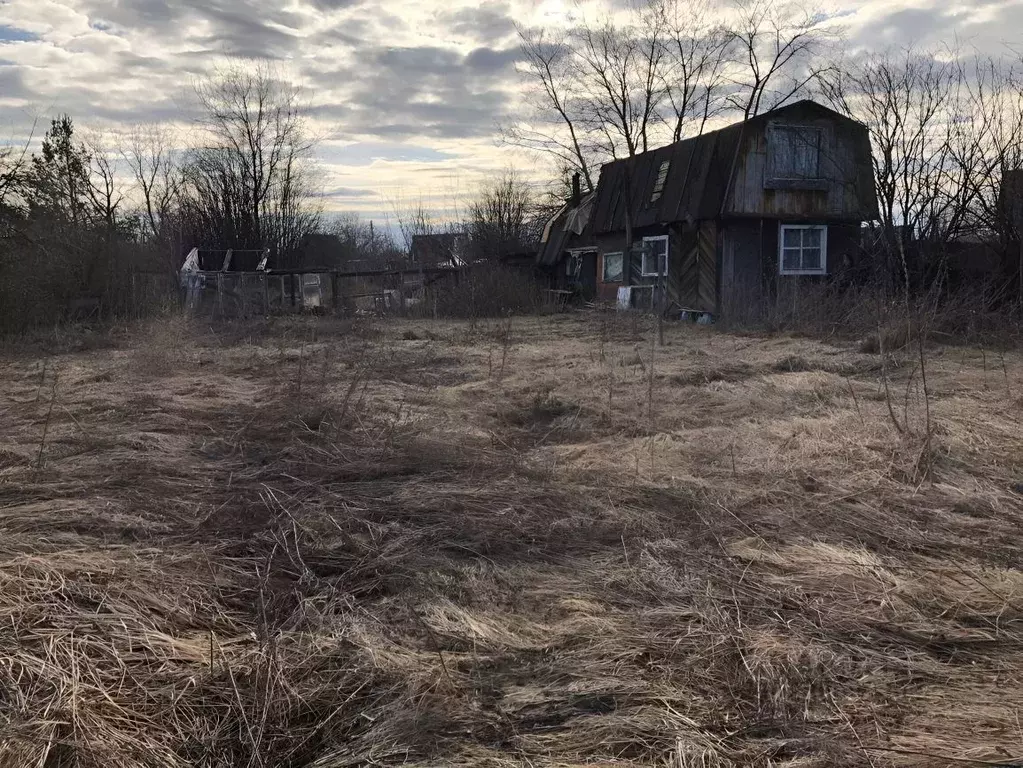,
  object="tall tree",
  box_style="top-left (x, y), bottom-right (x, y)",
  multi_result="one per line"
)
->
top-left (821, 49), bottom-right (959, 289)
top-left (123, 124), bottom-right (181, 246)
top-left (574, 14), bottom-right (667, 158)
top-left (508, 28), bottom-right (595, 191)
top-left (725, 0), bottom-right (830, 119)
top-left (25, 115), bottom-right (92, 225)
top-left (182, 60), bottom-right (319, 254)
top-left (653, 0), bottom-right (732, 141)
top-left (467, 170), bottom-right (535, 260)
top-left (509, 0), bottom-right (829, 182)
